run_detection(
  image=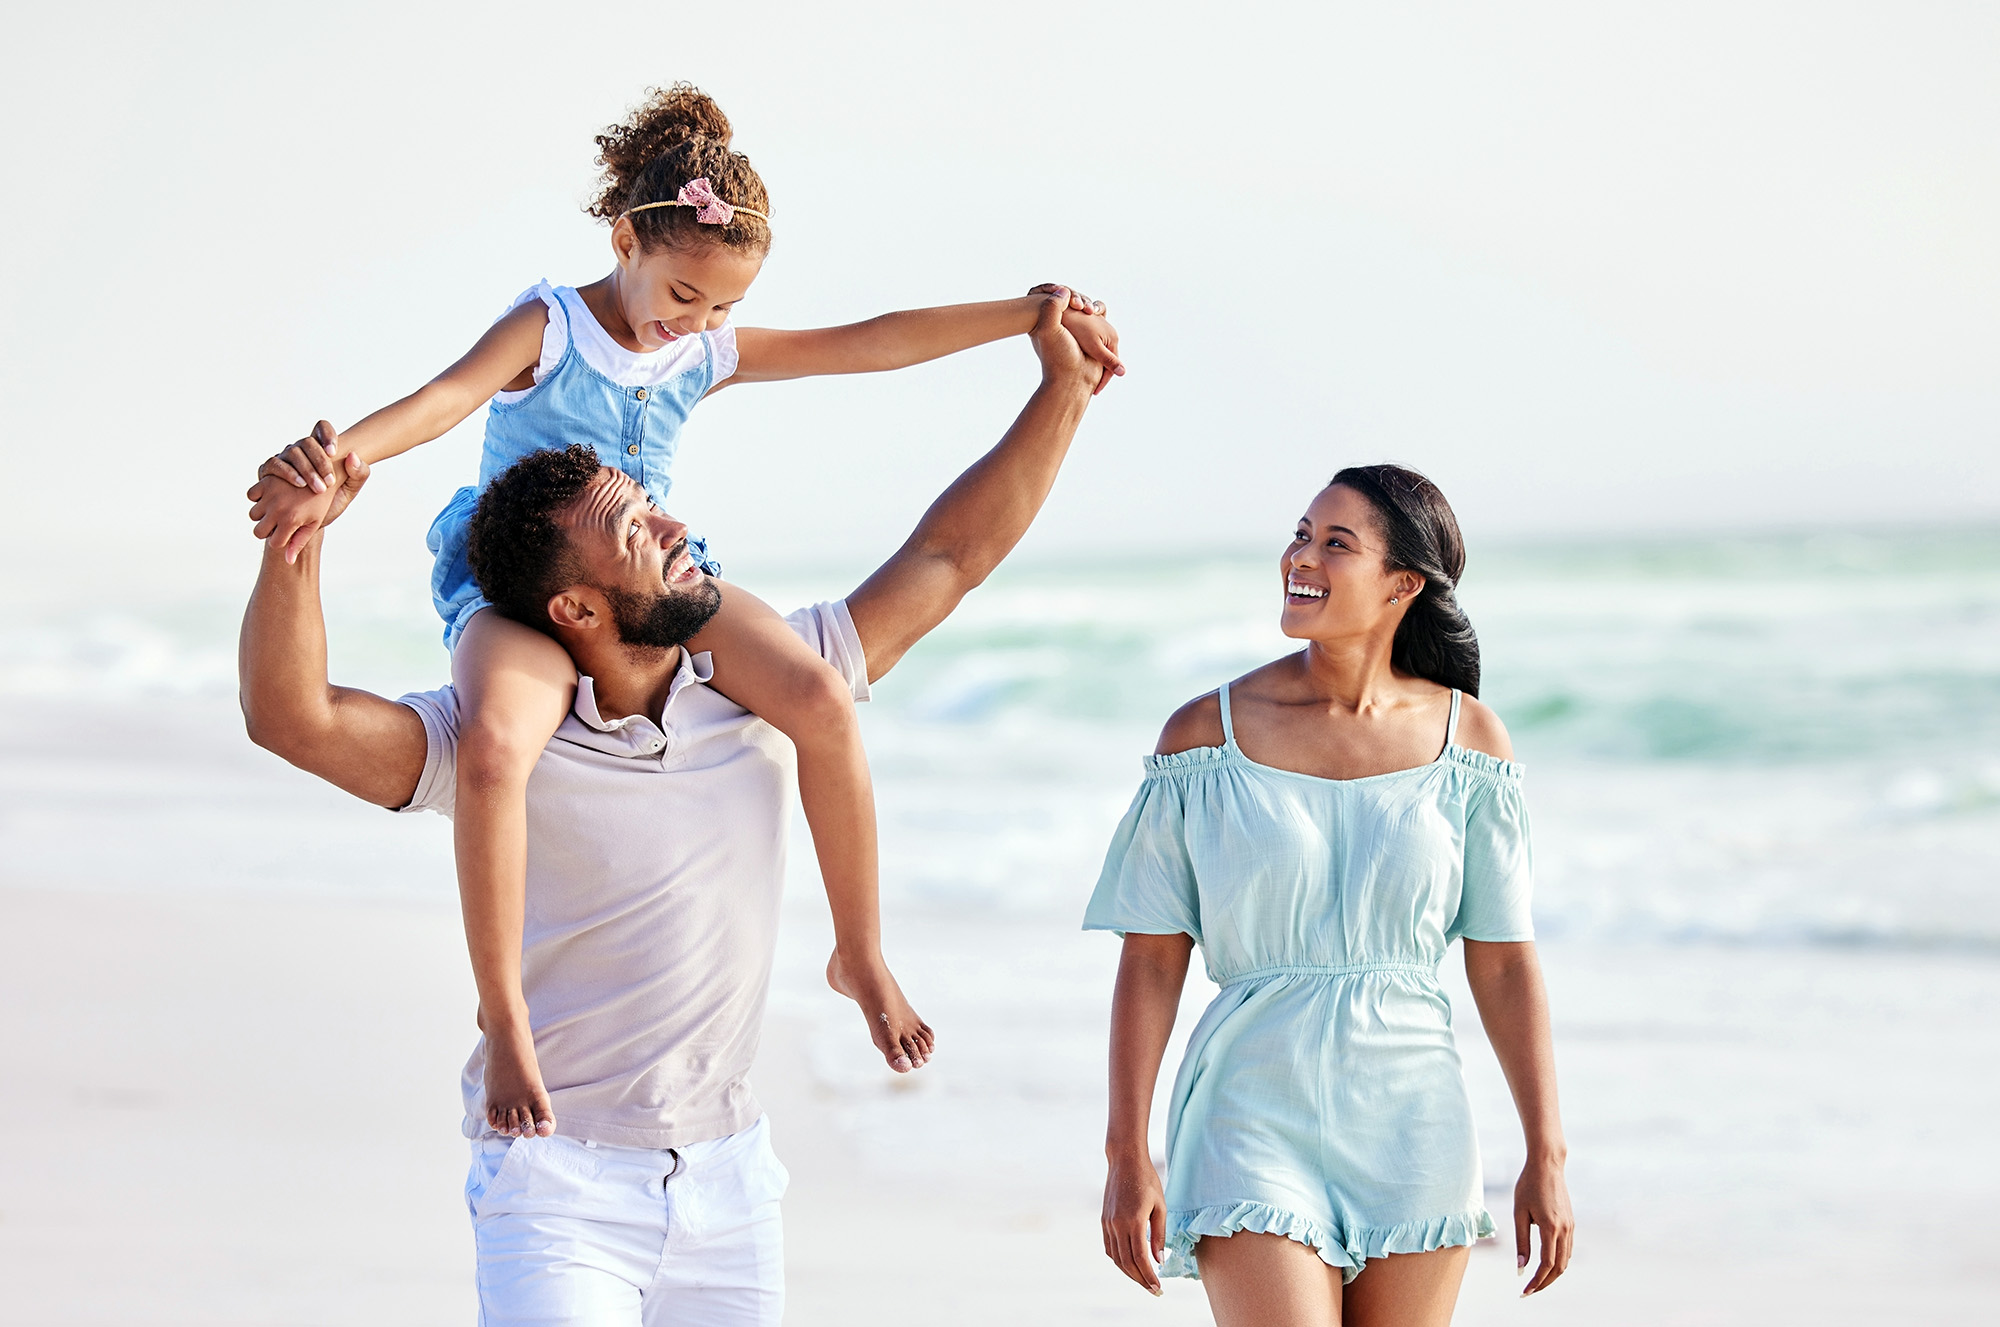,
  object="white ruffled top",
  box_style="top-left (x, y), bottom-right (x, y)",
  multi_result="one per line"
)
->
top-left (493, 280), bottom-right (739, 401)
